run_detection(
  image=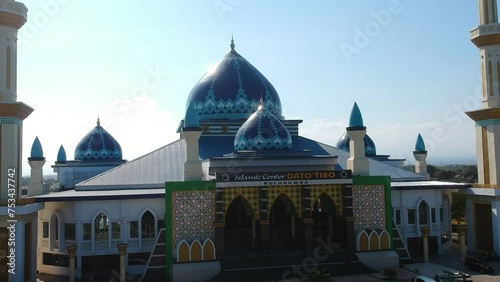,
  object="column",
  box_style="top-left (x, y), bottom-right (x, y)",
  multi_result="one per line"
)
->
top-left (66, 245), bottom-right (77, 282)
top-left (252, 218), bottom-right (256, 242)
top-left (214, 223), bottom-right (225, 258)
top-left (303, 219), bottom-right (314, 254)
top-left (421, 227), bottom-right (430, 262)
top-left (291, 215), bottom-right (296, 239)
top-left (328, 214), bottom-right (334, 239)
top-left (459, 227), bottom-right (467, 262)
top-left (117, 243), bottom-right (128, 282)
top-left (260, 220), bottom-right (270, 254)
